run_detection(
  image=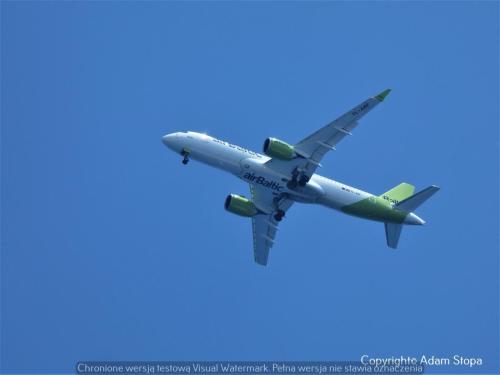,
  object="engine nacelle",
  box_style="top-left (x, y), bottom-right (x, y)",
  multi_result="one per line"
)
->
top-left (224, 194), bottom-right (258, 217)
top-left (263, 137), bottom-right (296, 160)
